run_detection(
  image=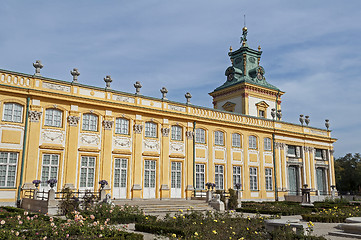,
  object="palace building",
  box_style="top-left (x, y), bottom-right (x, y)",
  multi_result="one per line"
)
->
top-left (0, 27), bottom-right (336, 204)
